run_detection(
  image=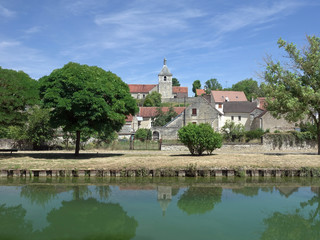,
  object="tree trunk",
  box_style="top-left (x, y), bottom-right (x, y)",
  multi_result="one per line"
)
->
top-left (75, 131), bottom-right (81, 156)
top-left (317, 122), bottom-right (320, 155)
